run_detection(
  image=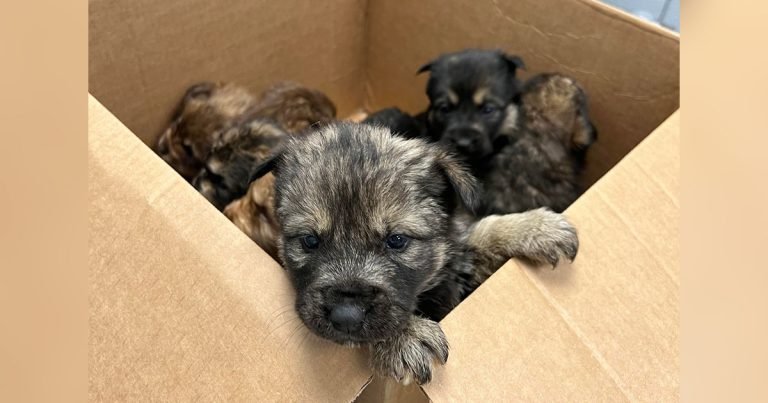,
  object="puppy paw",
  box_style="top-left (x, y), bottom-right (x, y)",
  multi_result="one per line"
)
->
top-left (370, 316), bottom-right (449, 385)
top-left (522, 208), bottom-right (579, 268)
